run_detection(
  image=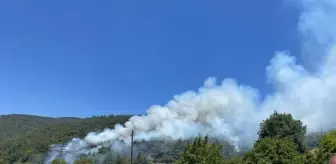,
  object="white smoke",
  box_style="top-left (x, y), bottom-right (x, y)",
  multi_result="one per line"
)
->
top-left (45, 138), bottom-right (102, 163)
top-left (85, 78), bottom-right (260, 149)
top-left (47, 0), bottom-right (336, 162)
top-left (83, 0), bottom-right (336, 149)
top-left (298, 0), bottom-right (336, 55)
